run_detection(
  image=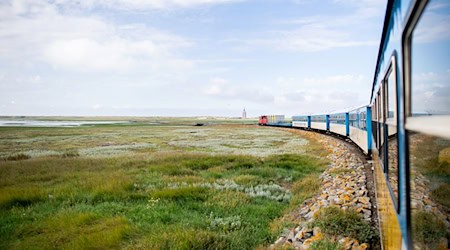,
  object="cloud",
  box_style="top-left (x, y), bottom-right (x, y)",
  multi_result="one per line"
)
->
top-left (413, 1), bottom-right (450, 44)
top-left (52, 0), bottom-right (244, 10)
top-left (227, 0), bottom-right (385, 53)
top-left (203, 77), bottom-right (227, 95)
top-left (277, 30), bottom-right (376, 52)
top-left (272, 74), bottom-right (368, 114)
top-left (275, 1), bottom-right (384, 52)
top-left (203, 77), bottom-right (273, 103)
top-left (411, 69), bottom-right (450, 114)
top-left (43, 37), bottom-right (192, 72)
top-left (277, 74), bottom-right (366, 90)
top-left (0, 0), bottom-right (193, 73)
